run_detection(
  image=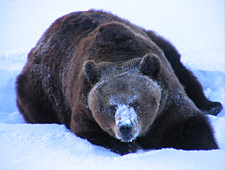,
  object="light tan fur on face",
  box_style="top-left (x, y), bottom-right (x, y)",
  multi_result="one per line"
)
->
top-left (88, 70), bottom-right (161, 141)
